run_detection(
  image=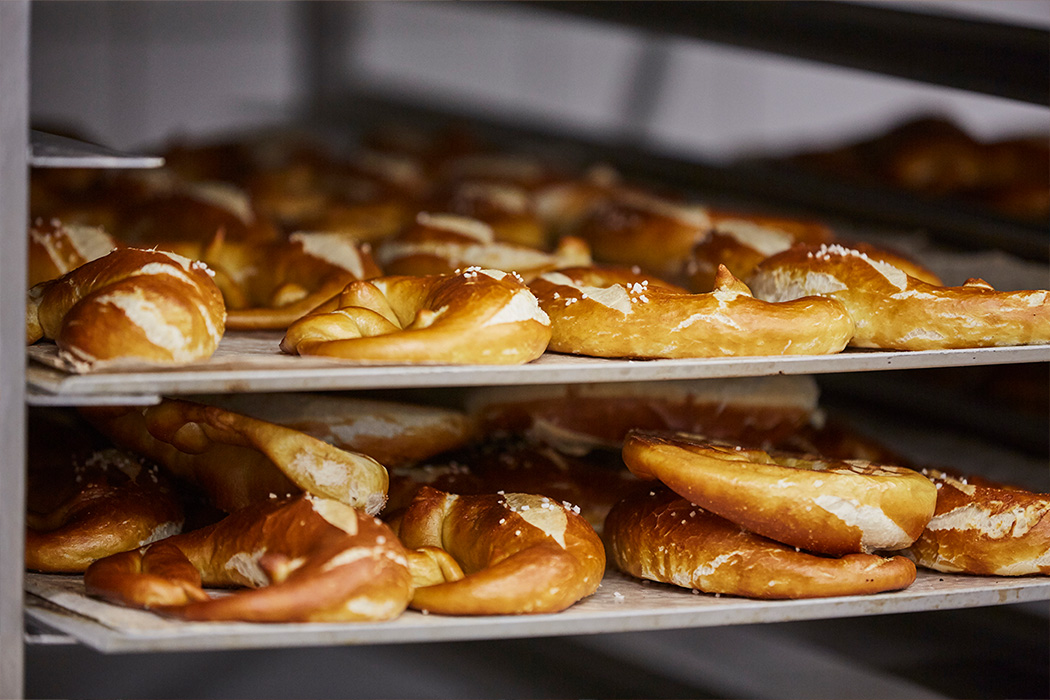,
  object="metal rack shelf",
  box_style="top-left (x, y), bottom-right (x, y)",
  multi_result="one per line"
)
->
top-left (29, 131), bottom-right (164, 170)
